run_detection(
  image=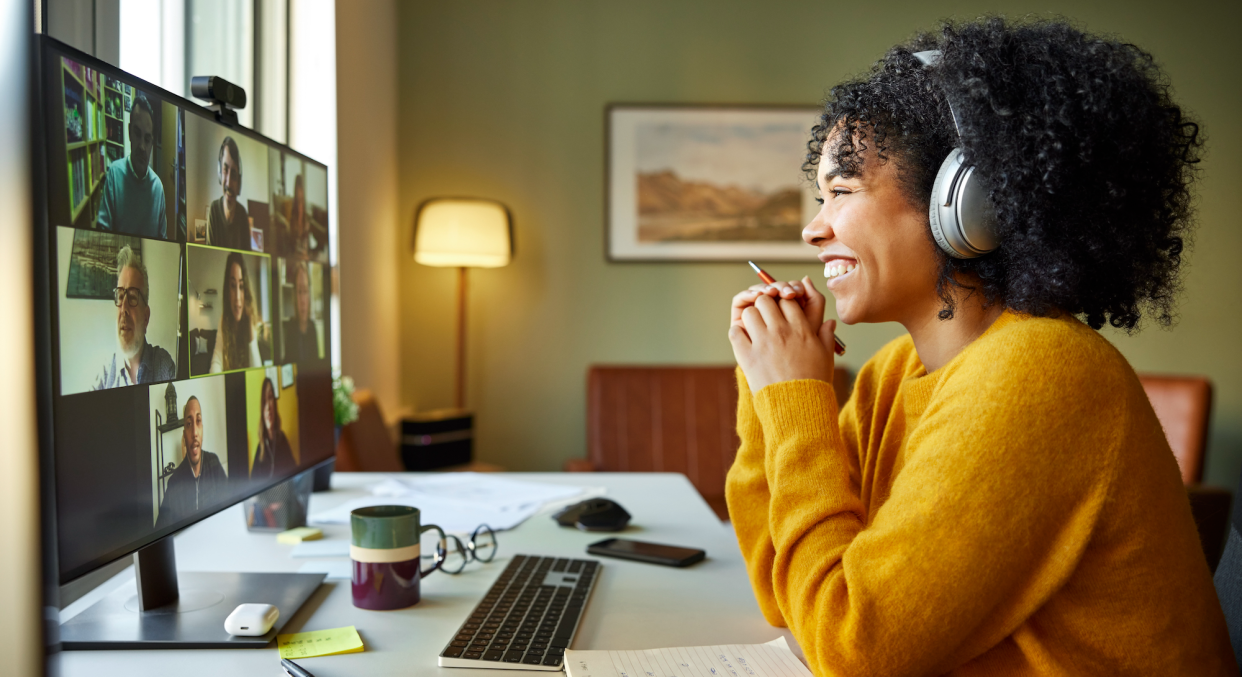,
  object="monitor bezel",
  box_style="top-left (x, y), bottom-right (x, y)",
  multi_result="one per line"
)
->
top-left (35, 34), bottom-right (336, 587)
